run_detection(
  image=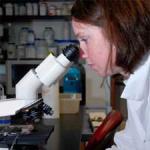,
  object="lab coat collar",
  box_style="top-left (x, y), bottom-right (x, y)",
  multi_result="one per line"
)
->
top-left (121, 53), bottom-right (150, 101)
